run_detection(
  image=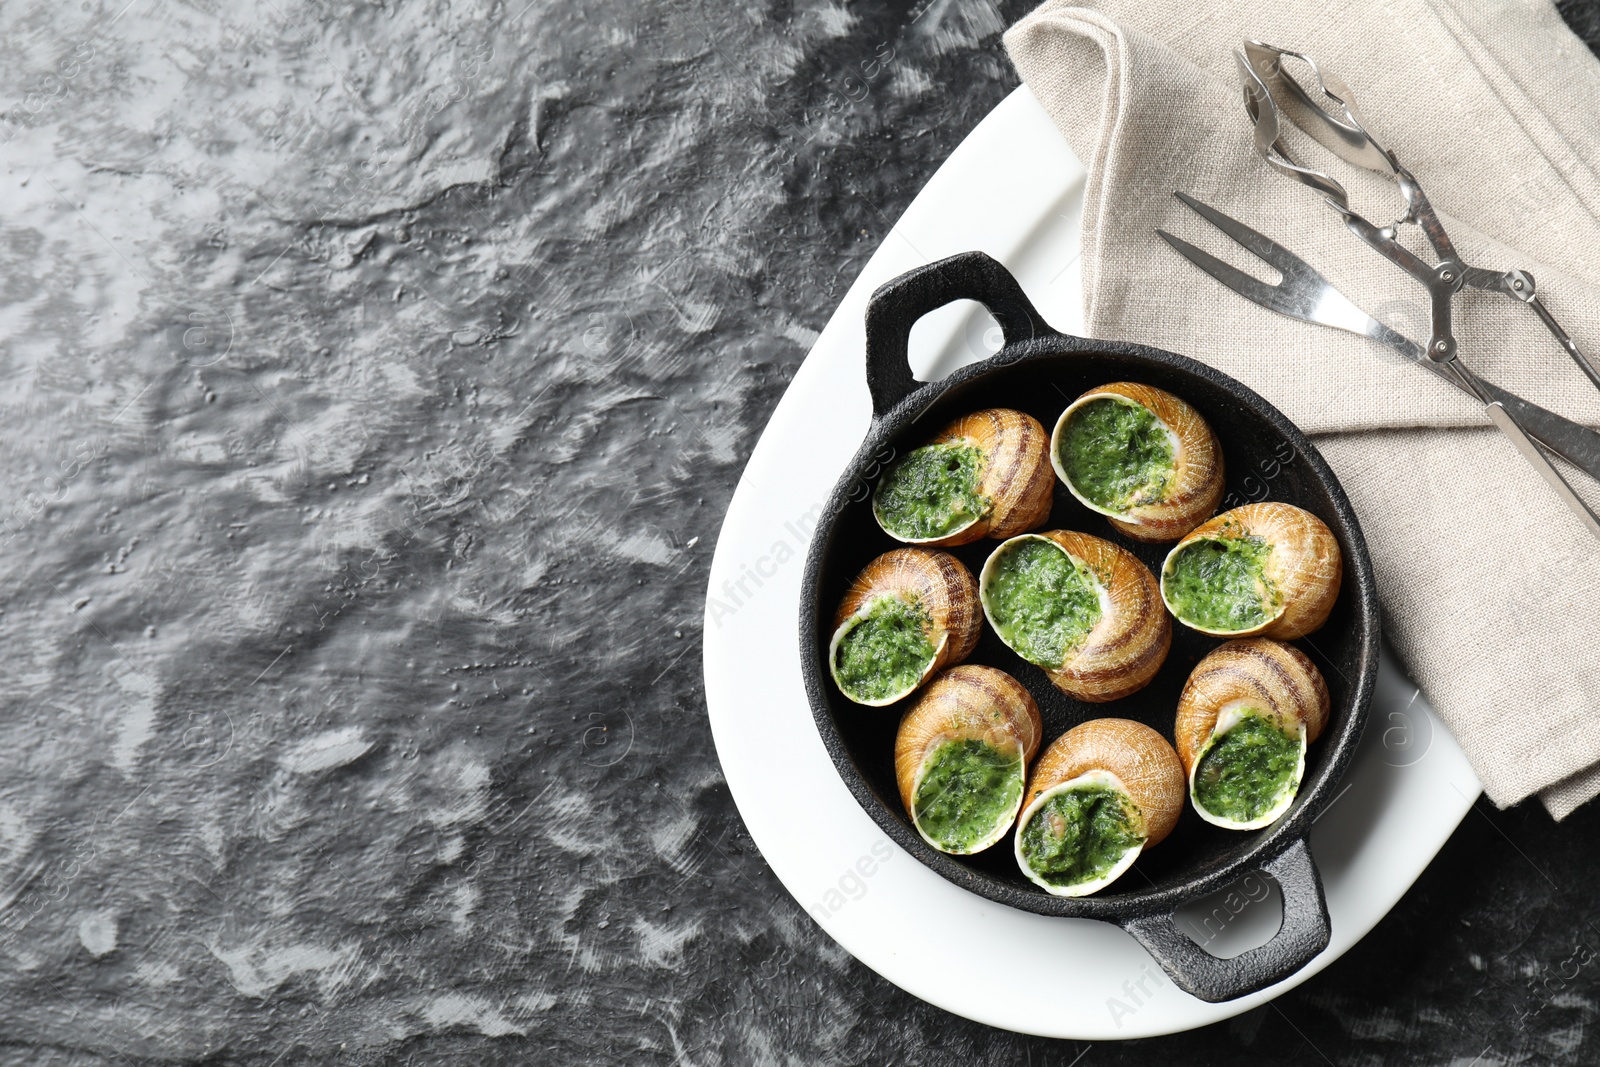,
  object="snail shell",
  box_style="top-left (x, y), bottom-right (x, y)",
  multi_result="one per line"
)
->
top-left (894, 665), bottom-right (1044, 855)
top-left (979, 530), bottom-right (1171, 702)
top-left (1174, 639), bottom-right (1329, 830)
top-left (829, 548), bottom-right (981, 706)
top-left (1014, 719), bottom-right (1185, 896)
top-left (1050, 382), bottom-right (1224, 542)
top-left (873, 407), bottom-right (1054, 547)
top-left (1160, 502), bottom-right (1342, 639)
